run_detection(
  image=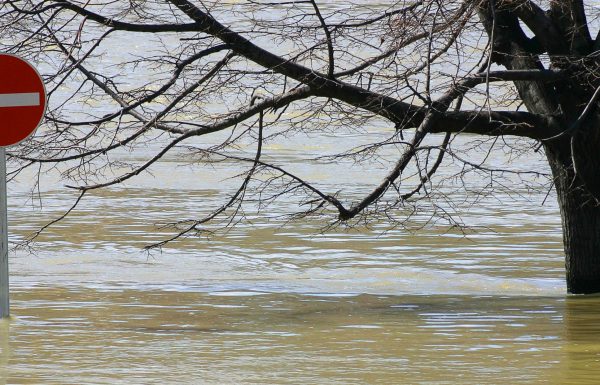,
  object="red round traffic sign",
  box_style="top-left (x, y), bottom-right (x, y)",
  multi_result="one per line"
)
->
top-left (0, 54), bottom-right (47, 147)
